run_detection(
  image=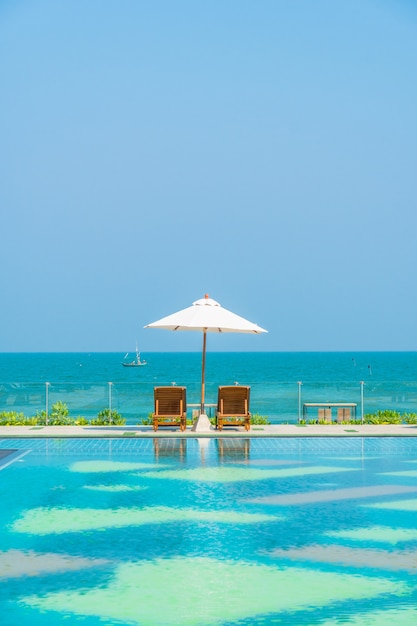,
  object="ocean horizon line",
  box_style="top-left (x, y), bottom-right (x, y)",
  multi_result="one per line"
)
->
top-left (2, 350), bottom-right (417, 355)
